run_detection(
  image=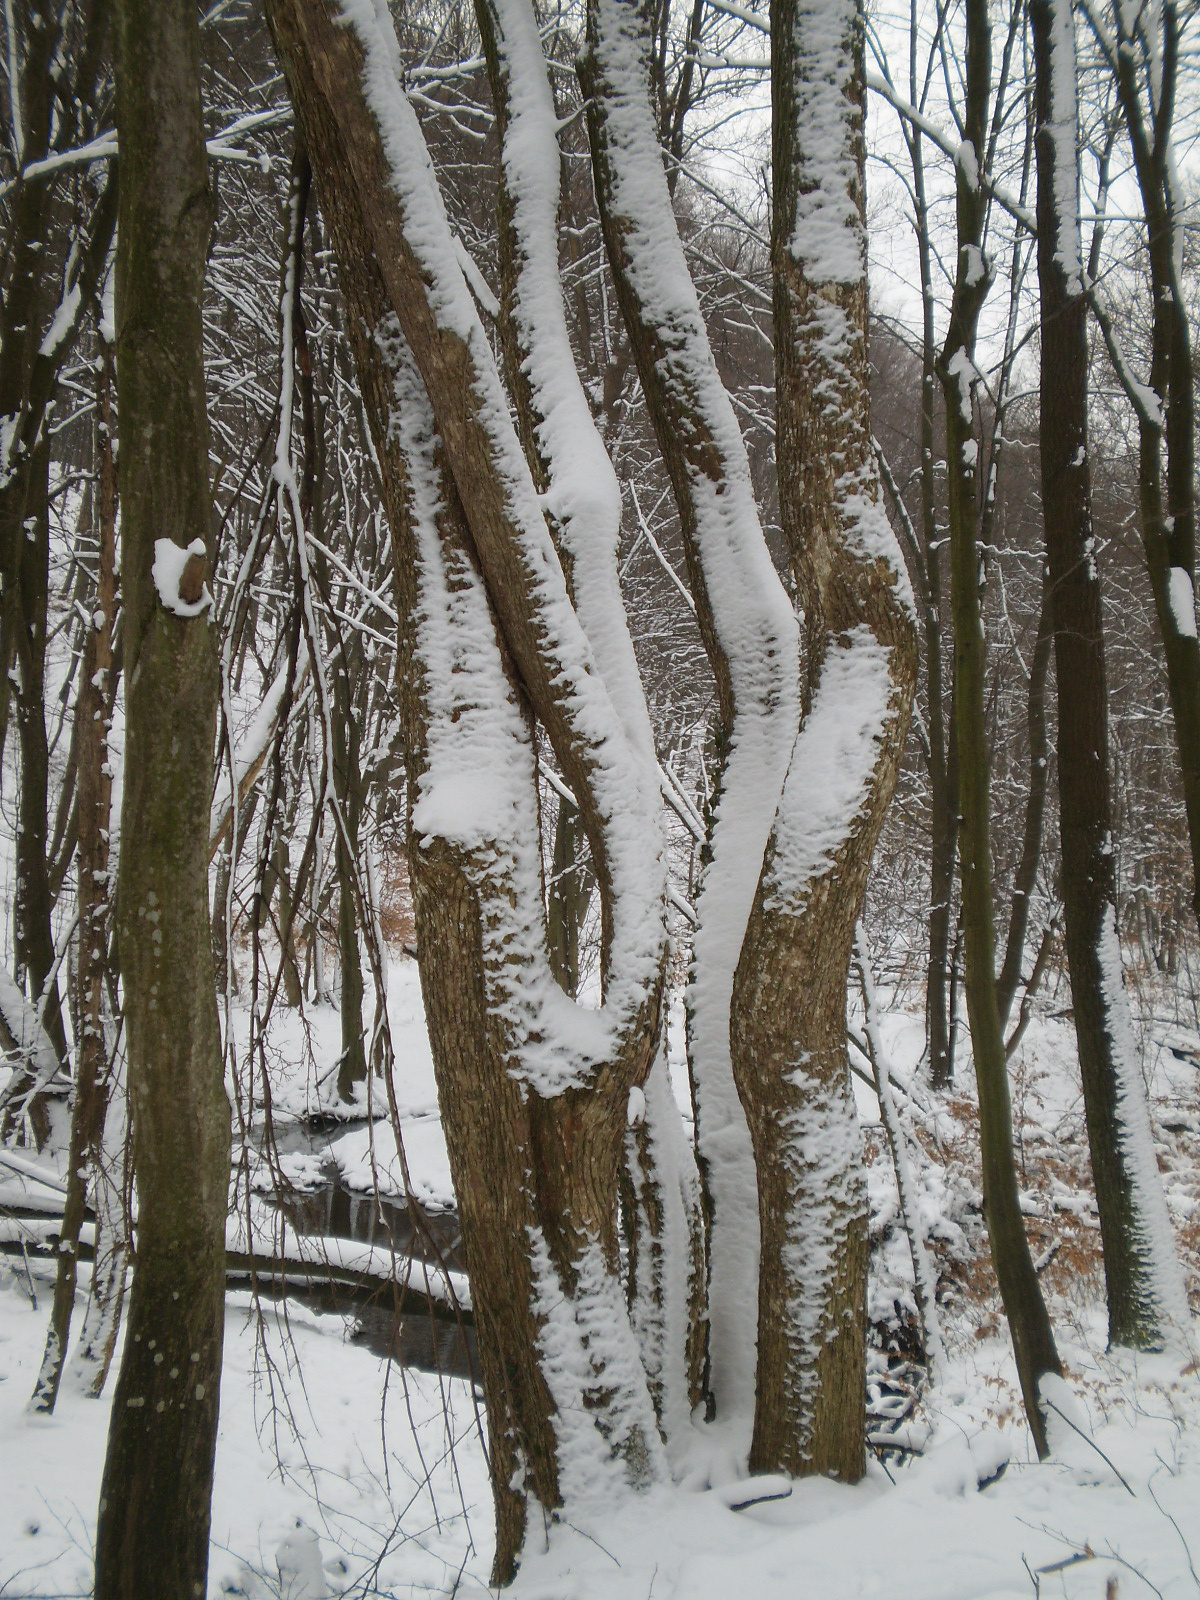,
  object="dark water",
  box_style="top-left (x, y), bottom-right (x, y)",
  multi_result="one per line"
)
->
top-left (245, 1119), bottom-right (478, 1382)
